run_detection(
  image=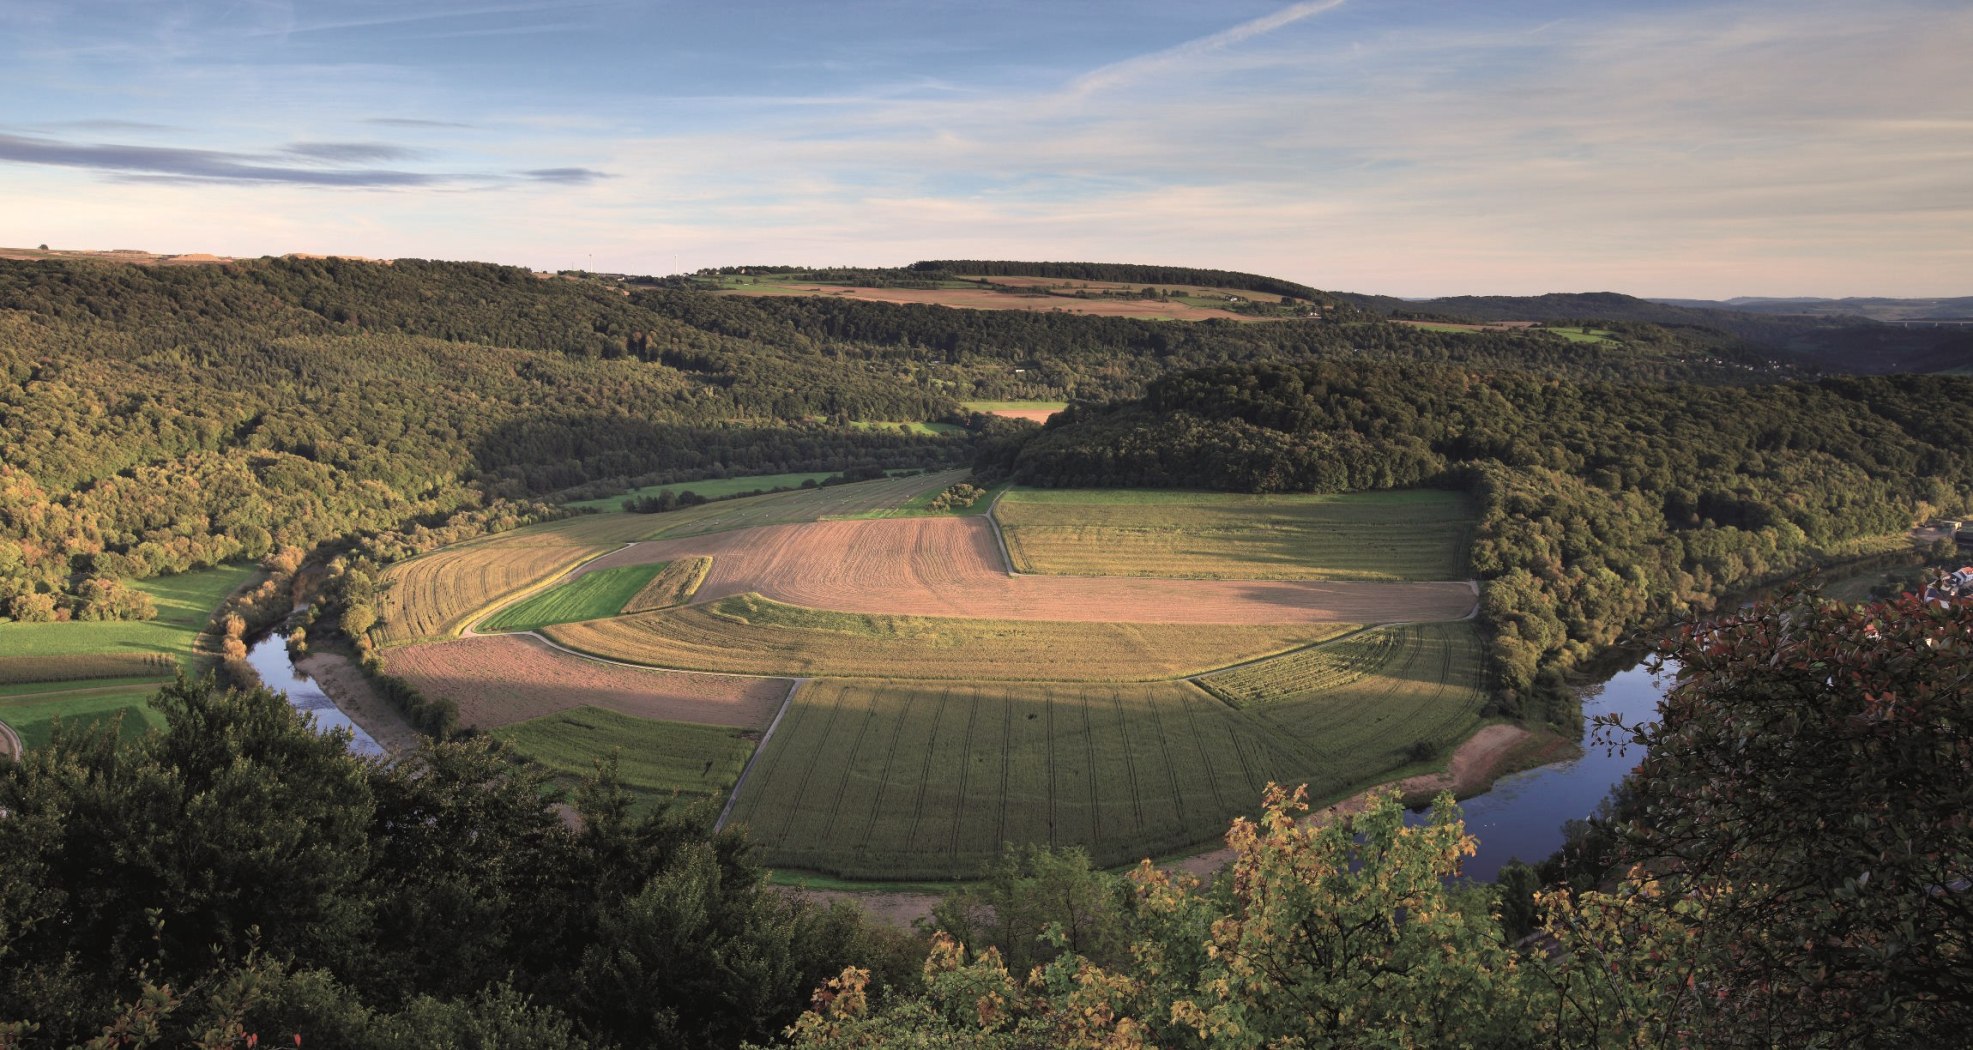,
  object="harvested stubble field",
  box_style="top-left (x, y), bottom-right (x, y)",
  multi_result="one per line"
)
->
top-left (995, 488), bottom-right (1475, 581)
top-left (542, 594), bottom-right (1339, 681)
top-left (1200, 621), bottom-right (1491, 781)
top-left (492, 706), bottom-right (757, 810)
top-left (479, 563), bottom-right (667, 633)
top-left (377, 473), bottom-right (965, 647)
top-left (726, 679), bottom-right (1319, 879)
top-left (576, 517), bottom-right (1477, 625)
top-left (384, 634), bottom-right (787, 729)
top-left (375, 538), bottom-right (612, 647)
top-left (622, 557), bottom-right (709, 613)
